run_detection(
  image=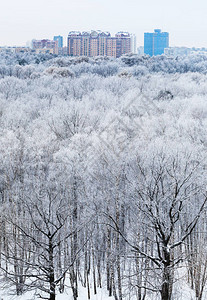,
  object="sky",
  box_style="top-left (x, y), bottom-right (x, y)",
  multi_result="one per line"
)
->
top-left (1, 0), bottom-right (207, 48)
